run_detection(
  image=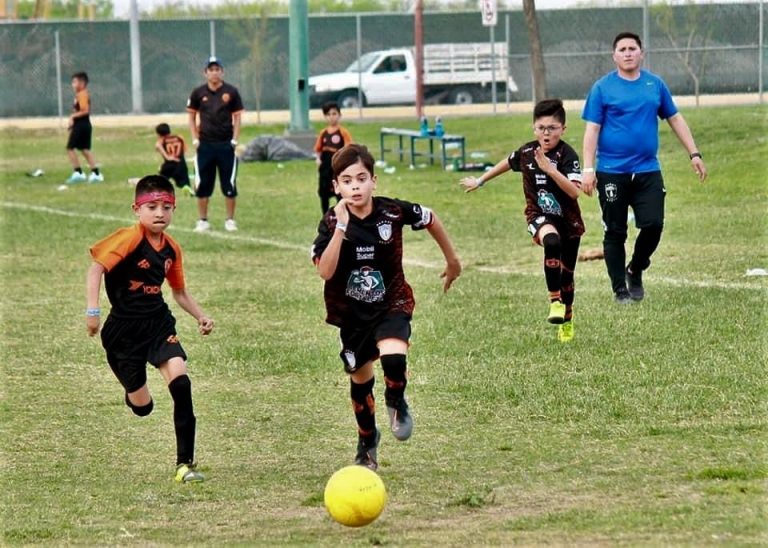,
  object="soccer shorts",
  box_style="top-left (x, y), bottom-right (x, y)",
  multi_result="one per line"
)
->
top-left (100, 312), bottom-right (187, 393)
top-left (527, 215), bottom-right (572, 244)
top-left (338, 314), bottom-right (411, 374)
top-left (66, 120), bottom-right (92, 150)
top-left (194, 141), bottom-right (238, 198)
top-left (160, 159), bottom-right (191, 188)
